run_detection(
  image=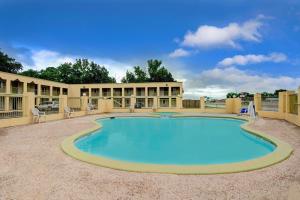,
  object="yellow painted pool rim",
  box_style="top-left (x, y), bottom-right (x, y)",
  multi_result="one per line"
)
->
top-left (61, 115), bottom-right (293, 175)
